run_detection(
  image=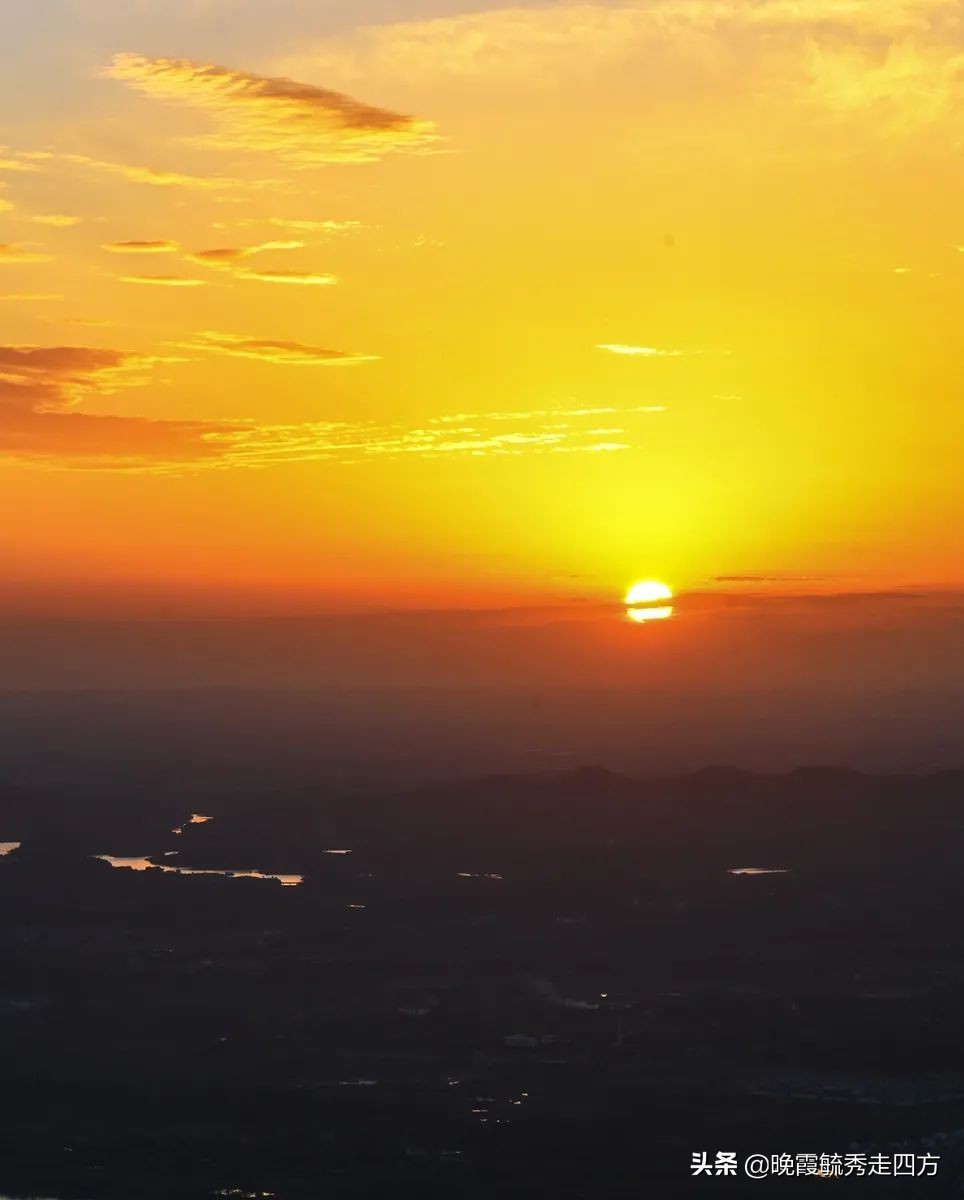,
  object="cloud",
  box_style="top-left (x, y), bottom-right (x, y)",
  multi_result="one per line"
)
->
top-left (242, 239), bottom-right (304, 252)
top-left (0, 292), bottom-right (62, 301)
top-left (0, 243), bottom-right (51, 264)
top-left (30, 214), bottom-right (82, 228)
top-left (597, 343), bottom-right (685, 357)
top-left (434, 403), bottom-right (665, 423)
top-left (224, 410), bottom-right (643, 466)
top-left (237, 269), bottom-right (337, 285)
top-left (187, 240), bottom-right (305, 266)
top-left (0, 340), bottom-right (246, 467)
top-left (298, 1), bottom-right (963, 73)
top-left (228, 217), bottom-right (364, 232)
top-left (285, 0), bottom-right (964, 149)
top-left (120, 274), bottom-right (207, 286)
top-left (0, 341), bottom-right (662, 470)
top-left (713, 575), bottom-right (817, 584)
top-left (189, 246), bottom-right (247, 265)
top-left (103, 240), bottom-right (180, 253)
top-left (183, 330), bottom-right (378, 366)
top-left (0, 404), bottom-right (249, 468)
top-left (0, 343), bottom-right (169, 409)
top-left (103, 52), bottom-right (438, 165)
top-left (22, 150), bottom-right (246, 190)
top-left (0, 156), bottom-right (39, 173)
